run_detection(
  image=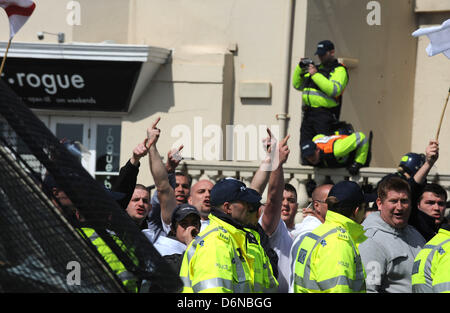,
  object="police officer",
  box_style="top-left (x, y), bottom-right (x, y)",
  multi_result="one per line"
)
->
top-left (397, 152), bottom-right (426, 180)
top-left (293, 40), bottom-right (349, 163)
top-left (412, 222), bottom-right (450, 293)
top-left (300, 131), bottom-right (369, 176)
top-left (292, 181), bottom-right (367, 293)
top-left (179, 178), bottom-right (278, 293)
